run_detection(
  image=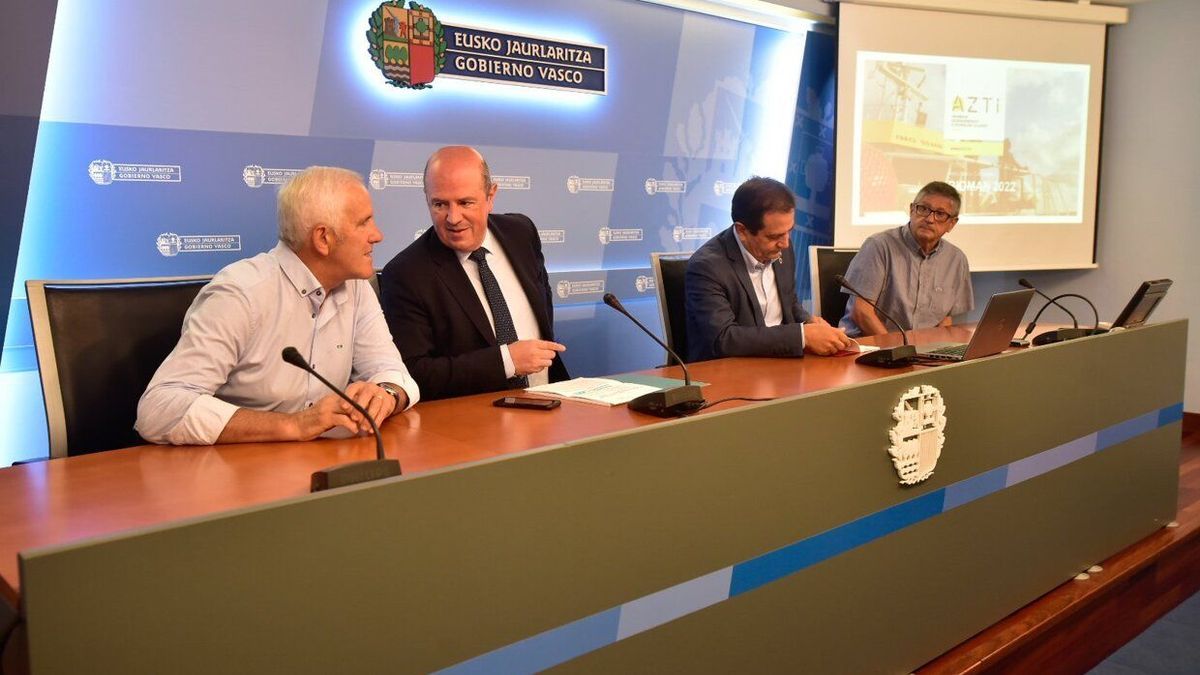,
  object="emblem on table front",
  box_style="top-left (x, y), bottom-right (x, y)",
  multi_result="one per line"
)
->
top-left (888, 385), bottom-right (946, 485)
